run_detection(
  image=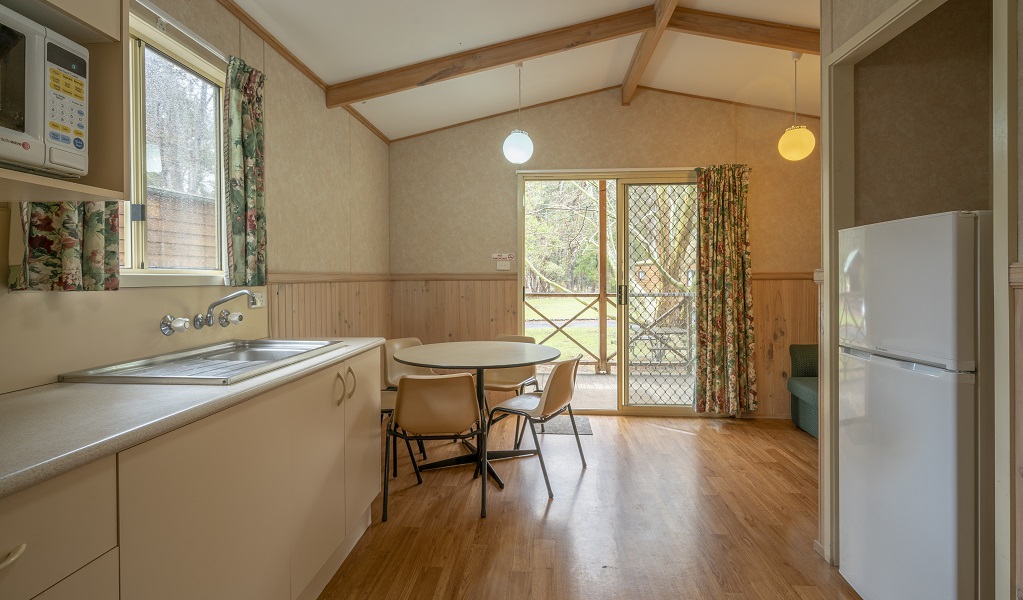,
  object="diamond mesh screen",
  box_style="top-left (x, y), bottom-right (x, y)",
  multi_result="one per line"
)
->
top-left (625, 183), bottom-right (698, 406)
